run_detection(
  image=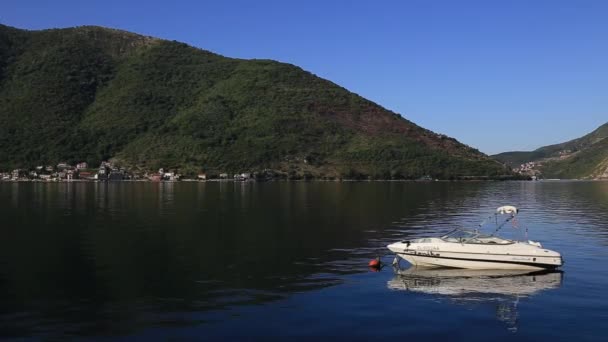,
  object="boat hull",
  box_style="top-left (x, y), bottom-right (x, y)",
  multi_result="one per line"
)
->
top-left (388, 239), bottom-right (563, 270)
top-left (396, 252), bottom-right (558, 270)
